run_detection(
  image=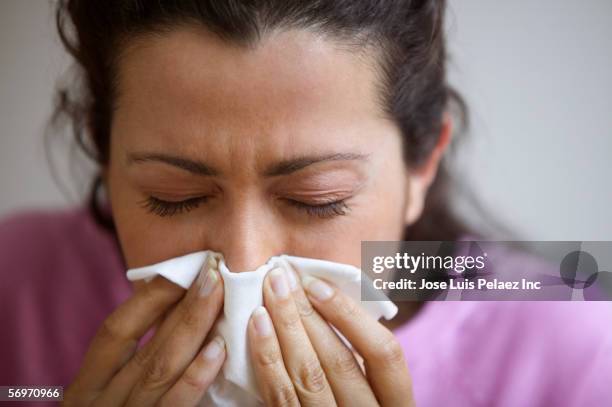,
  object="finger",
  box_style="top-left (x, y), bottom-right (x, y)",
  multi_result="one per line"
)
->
top-left (68, 276), bottom-right (184, 397)
top-left (158, 336), bottom-right (226, 406)
top-left (288, 270), bottom-right (378, 406)
top-left (248, 306), bottom-right (300, 407)
top-left (263, 268), bottom-right (336, 406)
top-left (96, 257), bottom-right (222, 406)
top-left (302, 275), bottom-right (414, 407)
top-left (125, 261), bottom-right (224, 406)
top-left (136, 257), bottom-right (221, 353)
